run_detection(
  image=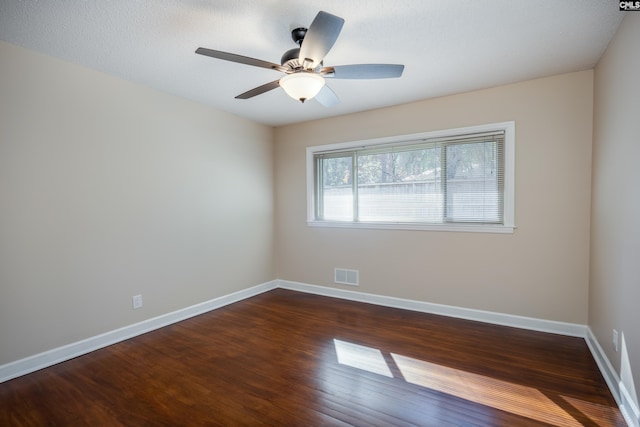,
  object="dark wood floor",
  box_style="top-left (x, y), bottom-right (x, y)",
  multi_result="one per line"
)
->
top-left (1, 289), bottom-right (625, 426)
